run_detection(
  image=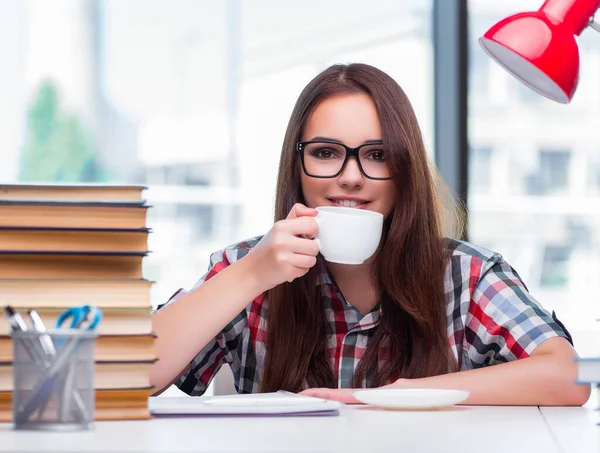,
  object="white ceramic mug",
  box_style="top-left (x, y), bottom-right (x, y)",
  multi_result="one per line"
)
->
top-left (314, 206), bottom-right (384, 265)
